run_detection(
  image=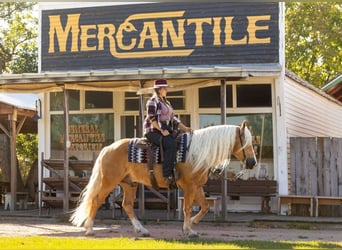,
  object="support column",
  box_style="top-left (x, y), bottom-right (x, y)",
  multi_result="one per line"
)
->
top-left (63, 88), bottom-right (70, 212)
top-left (138, 81), bottom-right (145, 218)
top-left (220, 80), bottom-right (227, 220)
top-left (9, 109), bottom-right (17, 211)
